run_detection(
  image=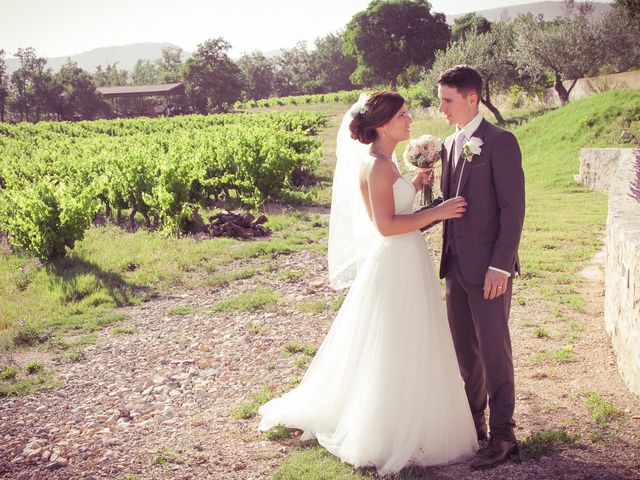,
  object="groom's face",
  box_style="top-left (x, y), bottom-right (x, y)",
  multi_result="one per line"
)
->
top-left (437, 85), bottom-right (478, 128)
